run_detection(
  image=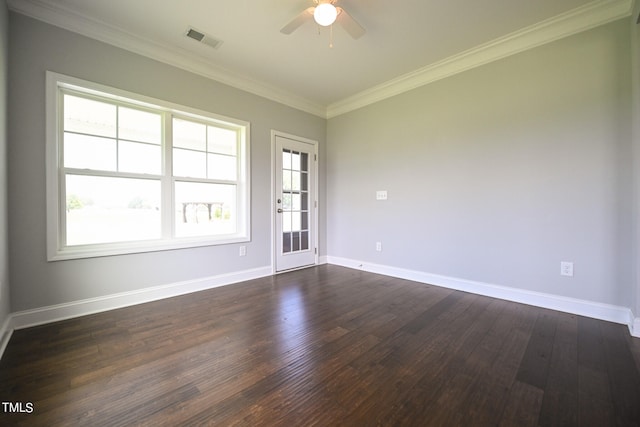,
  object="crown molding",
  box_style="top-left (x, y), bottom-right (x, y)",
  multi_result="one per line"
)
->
top-left (6, 0), bottom-right (327, 118)
top-left (7, 0), bottom-right (634, 120)
top-left (326, 0), bottom-right (634, 118)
